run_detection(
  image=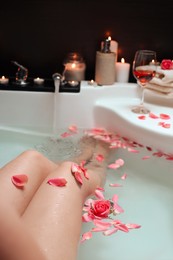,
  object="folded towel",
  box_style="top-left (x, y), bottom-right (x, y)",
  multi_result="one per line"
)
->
top-left (145, 66), bottom-right (173, 94)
